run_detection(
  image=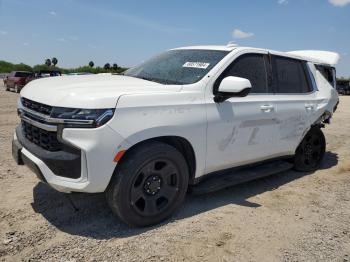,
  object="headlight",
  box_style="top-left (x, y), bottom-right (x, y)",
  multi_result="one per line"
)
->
top-left (50, 107), bottom-right (115, 128)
